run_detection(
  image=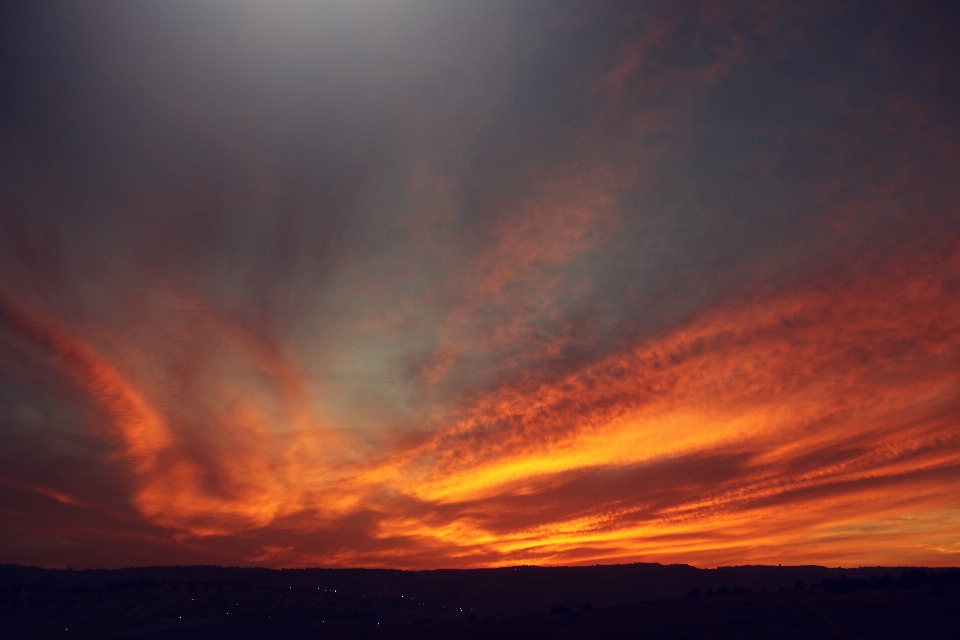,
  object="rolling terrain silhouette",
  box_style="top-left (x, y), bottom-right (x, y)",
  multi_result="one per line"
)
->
top-left (3, 563), bottom-right (959, 638)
